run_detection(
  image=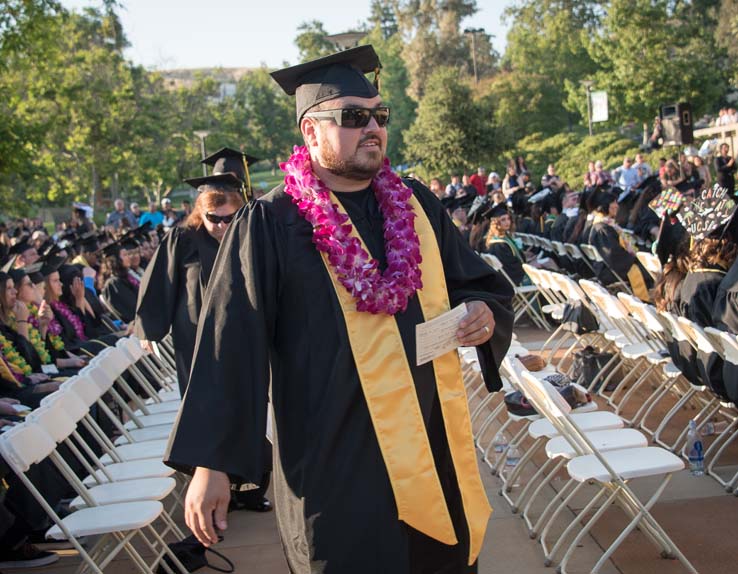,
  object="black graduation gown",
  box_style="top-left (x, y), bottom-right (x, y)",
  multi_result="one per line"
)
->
top-left (550, 214), bottom-right (569, 242)
top-left (677, 267), bottom-right (729, 400)
top-left (712, 258), bottom-right (738, 402)
top-left (587, 222), bottom-right (635, 285)
top-left (165, 182), bottom-right (513, 574)
top-left (655, 216), bottom-right (687, 266)
top-left (135, 226), bottom-right (219, 393)
top-left (712, 257), bottom-right (738, 333)
top-left (485, 238), bottom-right (525, 286)
top-left (102, 275), bottom-right (138, 323)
